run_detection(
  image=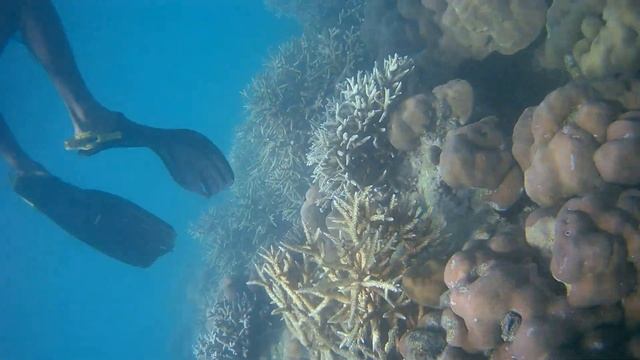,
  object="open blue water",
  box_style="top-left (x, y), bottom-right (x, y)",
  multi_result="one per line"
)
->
top-left (0, 2), bottom-right (298, 359)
